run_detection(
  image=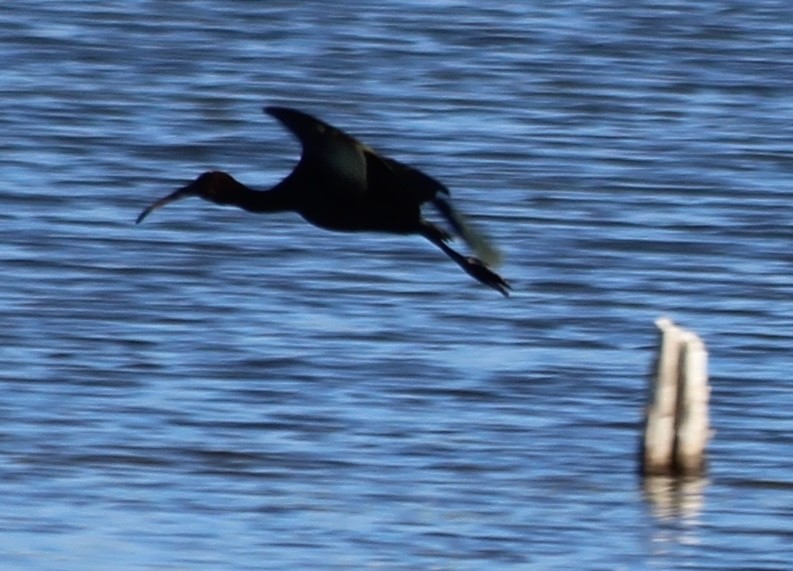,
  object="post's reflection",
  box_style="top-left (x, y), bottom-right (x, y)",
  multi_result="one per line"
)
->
top-left (642, 474), bottom-right (708, 520)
